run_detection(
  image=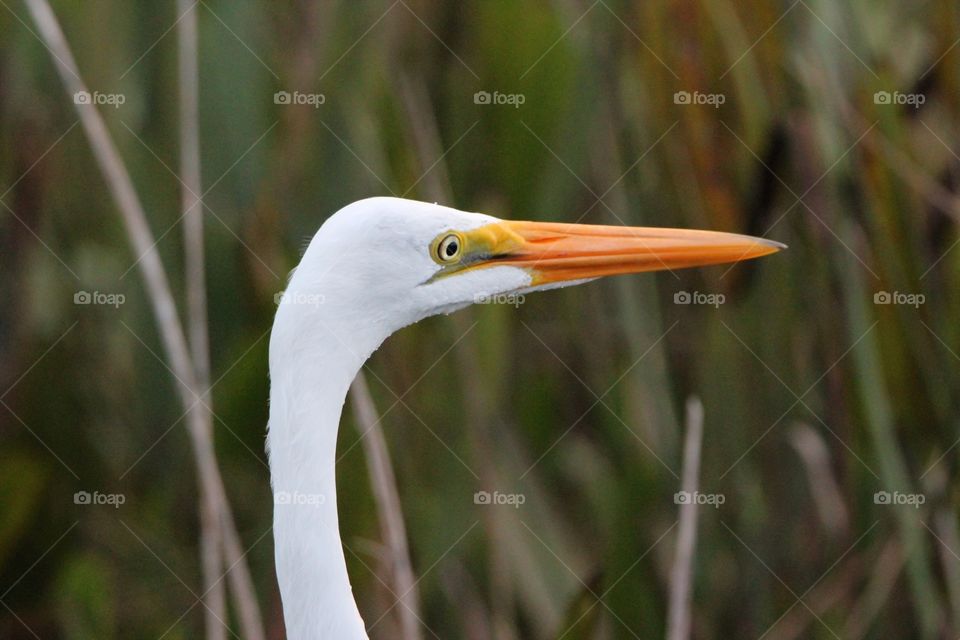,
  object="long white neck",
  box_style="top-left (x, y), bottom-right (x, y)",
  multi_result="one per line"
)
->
top-left (267, 279), bottom-right (391, 639)
top-left (264, 201), bottom-right (494, 636)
